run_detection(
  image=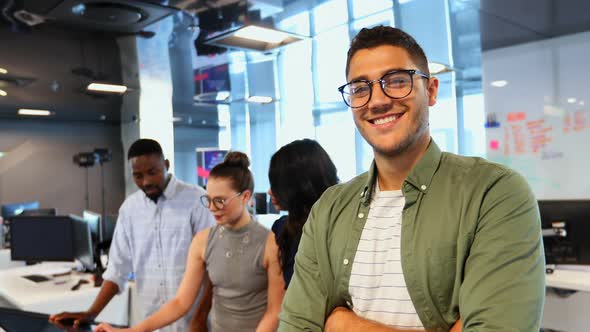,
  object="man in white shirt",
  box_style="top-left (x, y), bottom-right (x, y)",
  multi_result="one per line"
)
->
top-left (50, 139), bottom-right (214, 332)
